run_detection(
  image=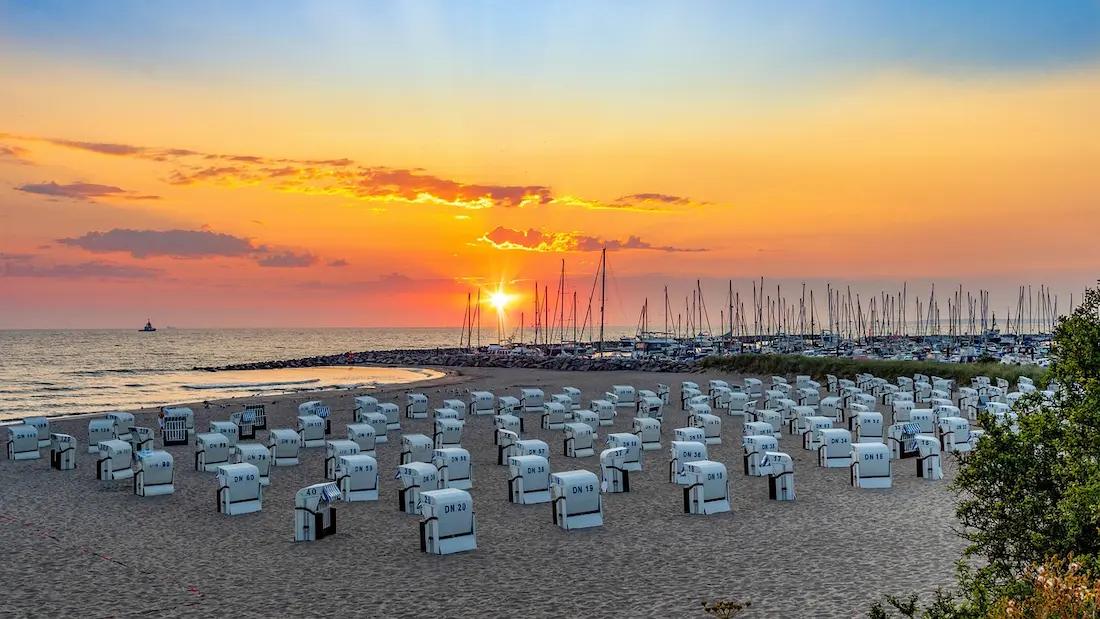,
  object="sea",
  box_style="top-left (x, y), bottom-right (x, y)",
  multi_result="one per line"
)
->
top-left (0, 328), bottom-right (477, 421)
